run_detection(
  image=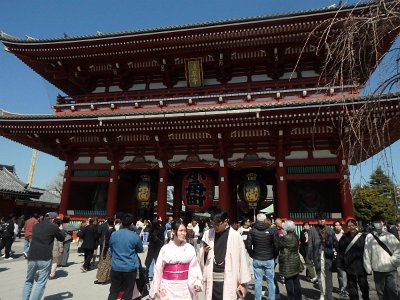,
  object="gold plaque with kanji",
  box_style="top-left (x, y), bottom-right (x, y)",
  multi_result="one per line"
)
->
top-left (185, 58), bottom-right (203, 87)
